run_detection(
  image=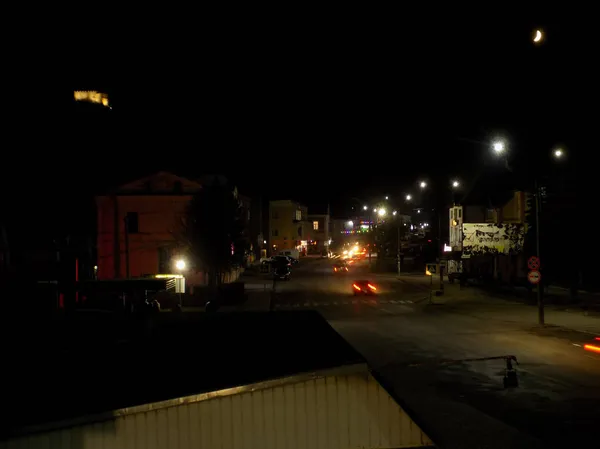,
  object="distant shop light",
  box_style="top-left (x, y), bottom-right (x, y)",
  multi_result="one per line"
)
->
top-left (444, 243), bottom-right (452, 252)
